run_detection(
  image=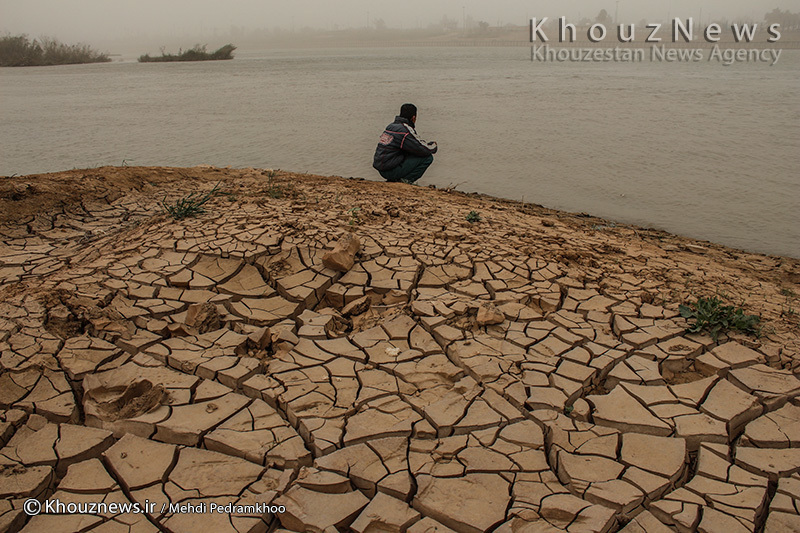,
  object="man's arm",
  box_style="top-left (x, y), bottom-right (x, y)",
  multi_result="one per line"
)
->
top-left (400, 124), bottom-right (438, 156)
